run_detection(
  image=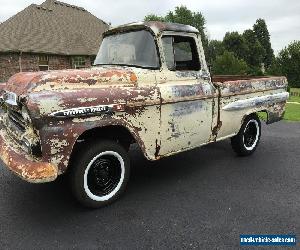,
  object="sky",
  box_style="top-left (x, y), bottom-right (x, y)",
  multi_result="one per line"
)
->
top-left (0, 0), bottom-right (300, 54)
